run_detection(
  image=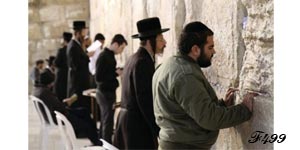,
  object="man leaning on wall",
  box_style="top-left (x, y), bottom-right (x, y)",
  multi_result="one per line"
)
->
top-left (152, 21), bottom-right (257, 149)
